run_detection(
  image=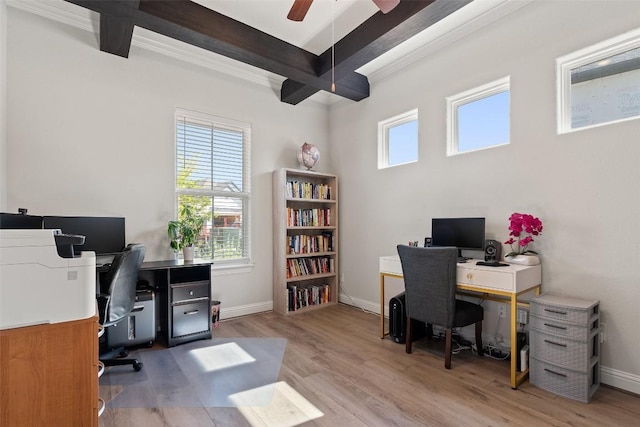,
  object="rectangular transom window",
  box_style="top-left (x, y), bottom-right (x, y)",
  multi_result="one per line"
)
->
top-left (175, 108), bottom-right (251, 265)
top-left (377, 108), bottom-right (419, 169)
top-left (557, 28), bottom-right (640, 133)
top-left (447, 77), bottom-right (510, 156)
